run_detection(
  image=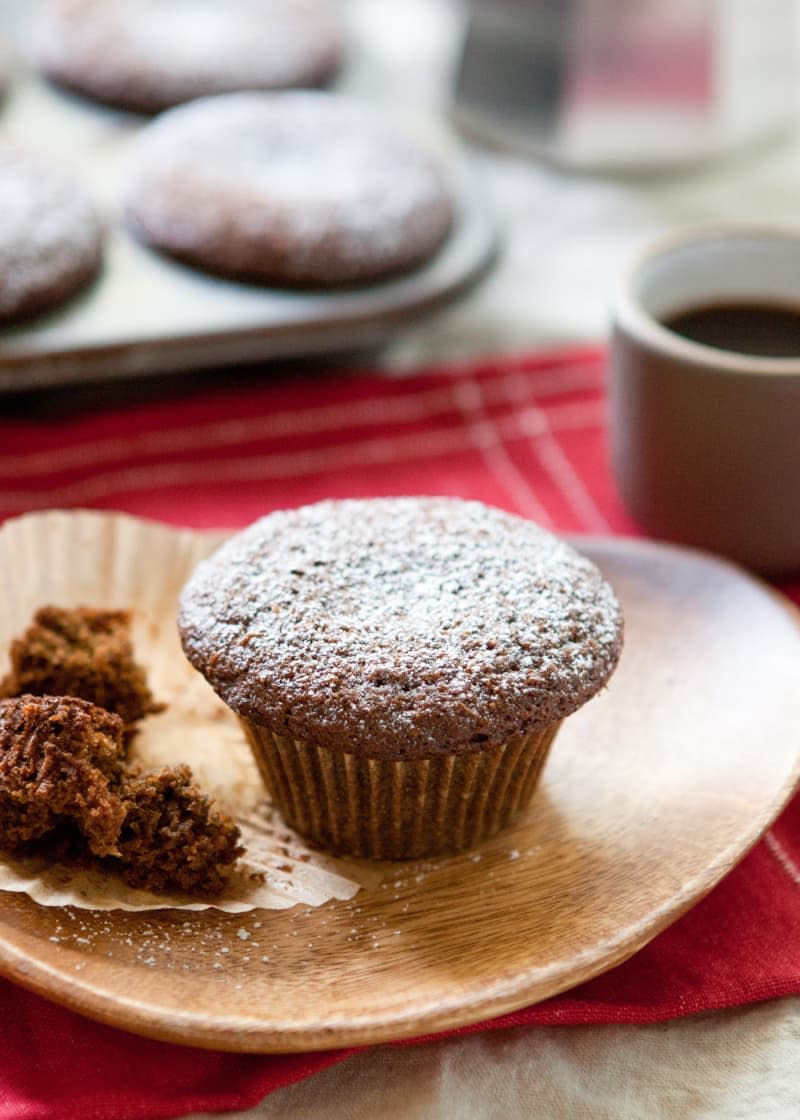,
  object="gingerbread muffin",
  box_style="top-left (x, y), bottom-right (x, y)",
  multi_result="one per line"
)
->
top-left (32, 0), bottom-right (343, 115)
top-left (178, 498), bottom-right (623, 859)
top-left (0, 144), bottom-right (102, 323)
top-left (123, 91), bottom-right (455, 287)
